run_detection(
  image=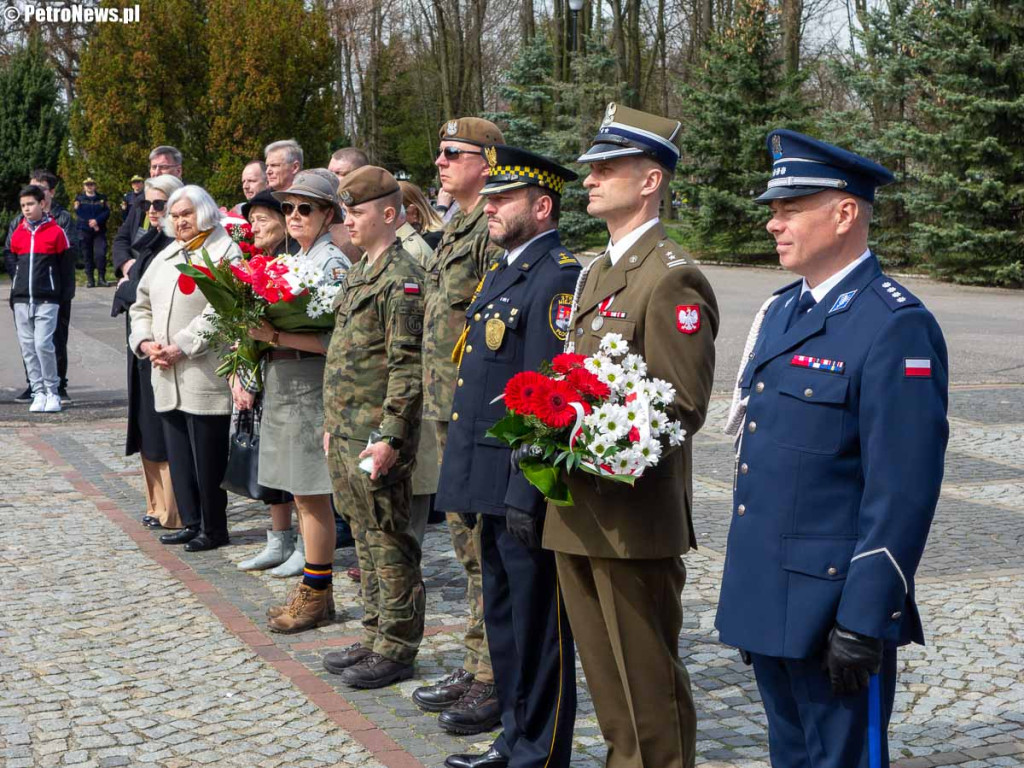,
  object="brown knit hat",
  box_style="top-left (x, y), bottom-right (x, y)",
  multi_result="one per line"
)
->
top-left (438, 117), bottom-right (505, 147)
top-left (336, 166), bottom-right (400, 206)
